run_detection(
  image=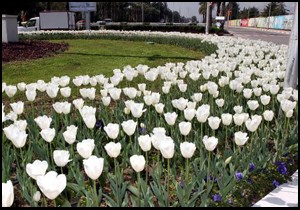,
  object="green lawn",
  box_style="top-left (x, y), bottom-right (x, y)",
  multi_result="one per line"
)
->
top-left (2, 39), bottom-right (205, 85)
